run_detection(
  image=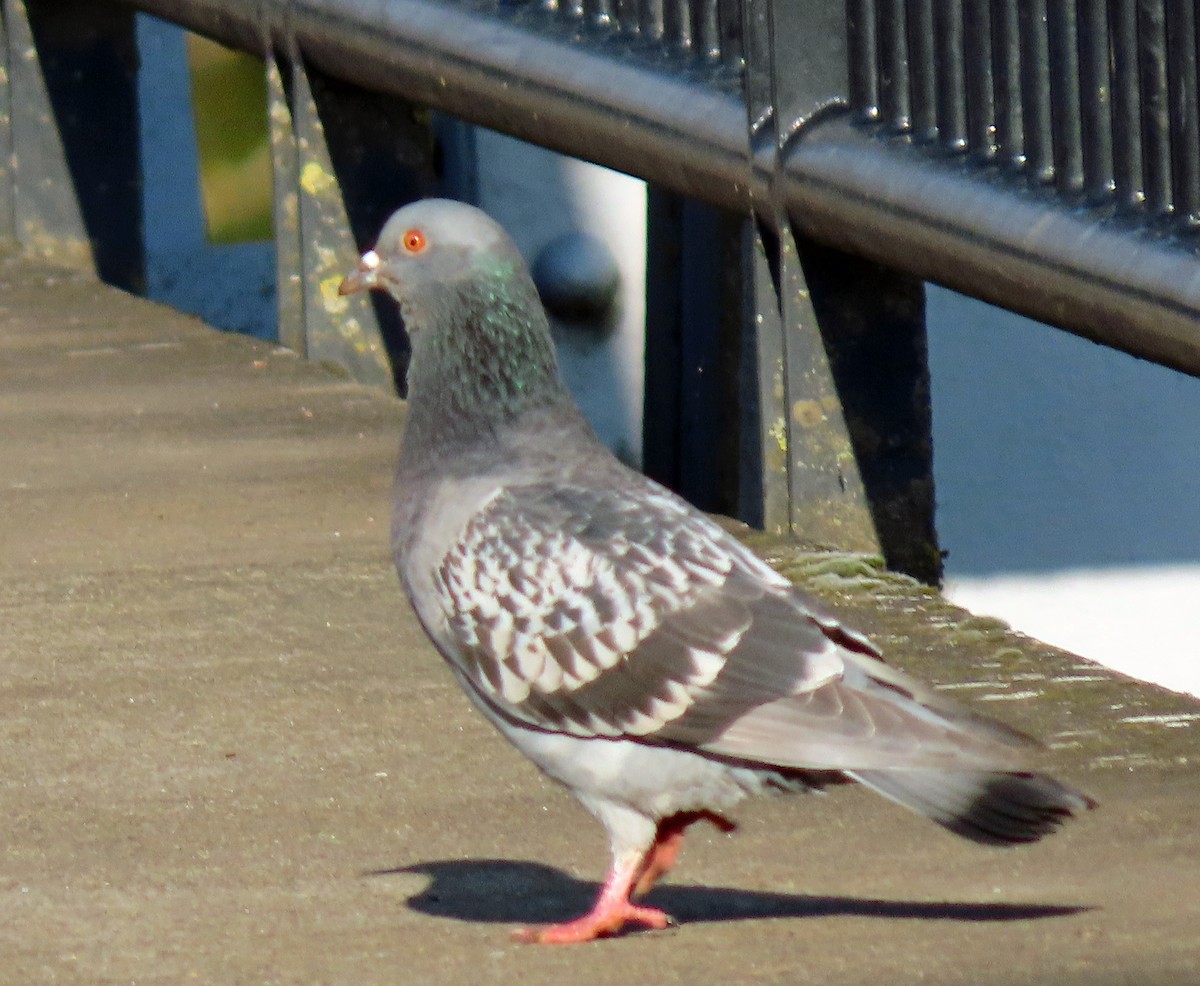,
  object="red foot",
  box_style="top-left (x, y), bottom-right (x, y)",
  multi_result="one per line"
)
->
top-left (512, 846), bottom-right (677, 944)
top-left (632, 830), bottom-right (685, 898)
top-left (512, 902), bottom-right (674, 944)
top-left (512, 810), bottom-right (735, 944)
top-left (633, 810), bottom-right (736, 898)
